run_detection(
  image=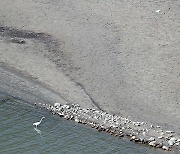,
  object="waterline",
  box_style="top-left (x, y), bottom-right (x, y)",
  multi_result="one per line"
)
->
top-left (0, 99), bottom-right (166, 154)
